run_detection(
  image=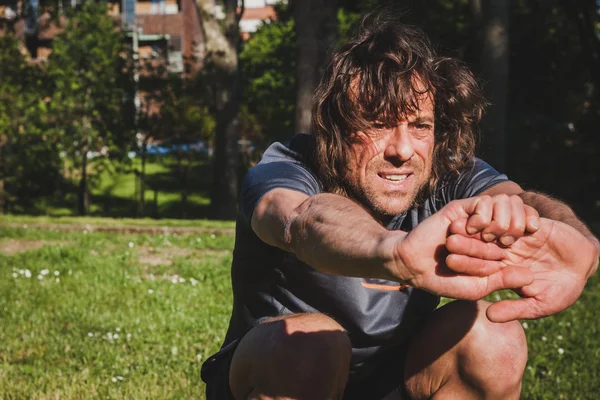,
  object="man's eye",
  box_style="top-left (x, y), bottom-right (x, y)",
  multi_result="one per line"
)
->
top-left (371, 123), bottom-right (386, 130)
top-left (415, 124), bottom-right (432, 131)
